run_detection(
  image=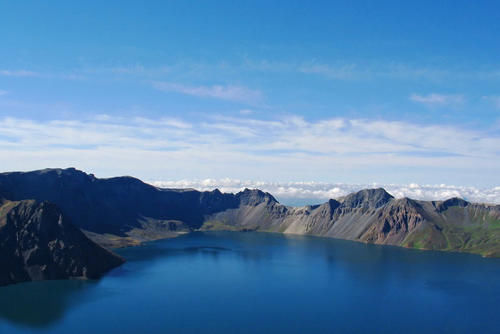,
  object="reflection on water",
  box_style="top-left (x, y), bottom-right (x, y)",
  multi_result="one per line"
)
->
top-left (0, 231), bottom-right (499, 334)
top-left (0, 280), bottom-right (97, 327)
